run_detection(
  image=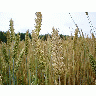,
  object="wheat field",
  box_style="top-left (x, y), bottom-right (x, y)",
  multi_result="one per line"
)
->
top-left (0, 12), bottom-right (96, 85)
